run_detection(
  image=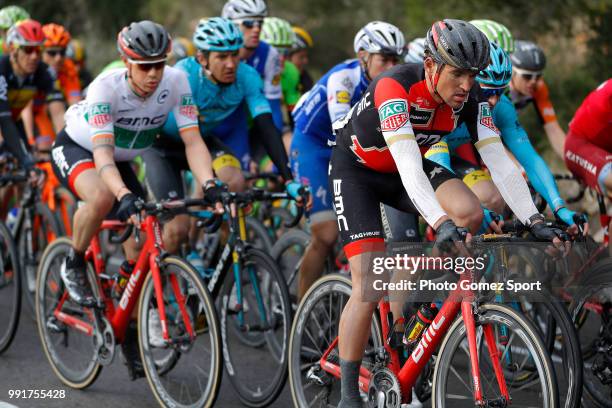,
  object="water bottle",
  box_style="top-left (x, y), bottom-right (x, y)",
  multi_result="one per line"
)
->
top-left (113, 260), bottom-right (135, 299)
top-left (403, 303), bottom-right (438, 352)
